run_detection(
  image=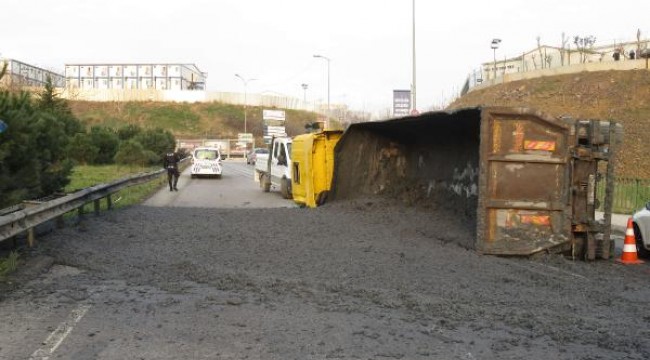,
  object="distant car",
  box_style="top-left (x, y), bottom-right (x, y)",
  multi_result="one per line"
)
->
top-left (632, 201), bottom-right (650, 258)
top-left (191, 147), bottom-right (222, 179)
top-left (246, 148), bottom-right (269, 165)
